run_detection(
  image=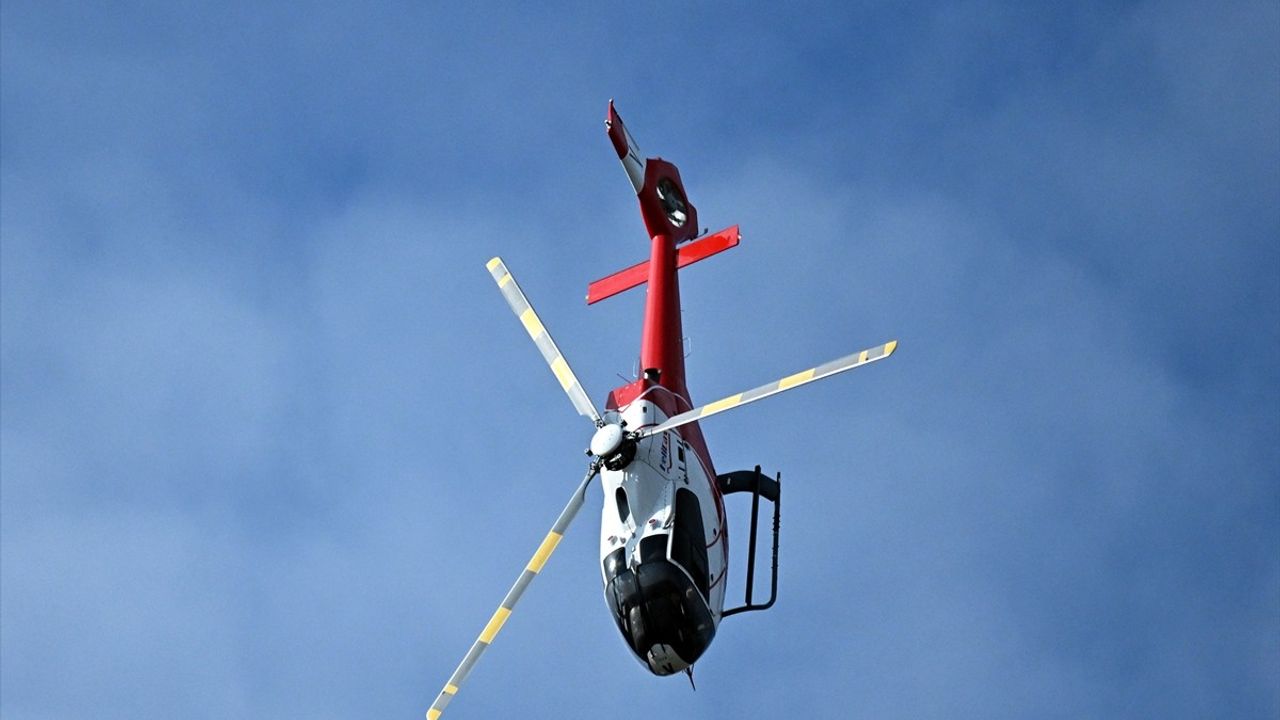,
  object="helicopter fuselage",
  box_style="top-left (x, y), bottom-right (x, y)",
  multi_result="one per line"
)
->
top-left (597, 382), bottom-right (727, 675)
